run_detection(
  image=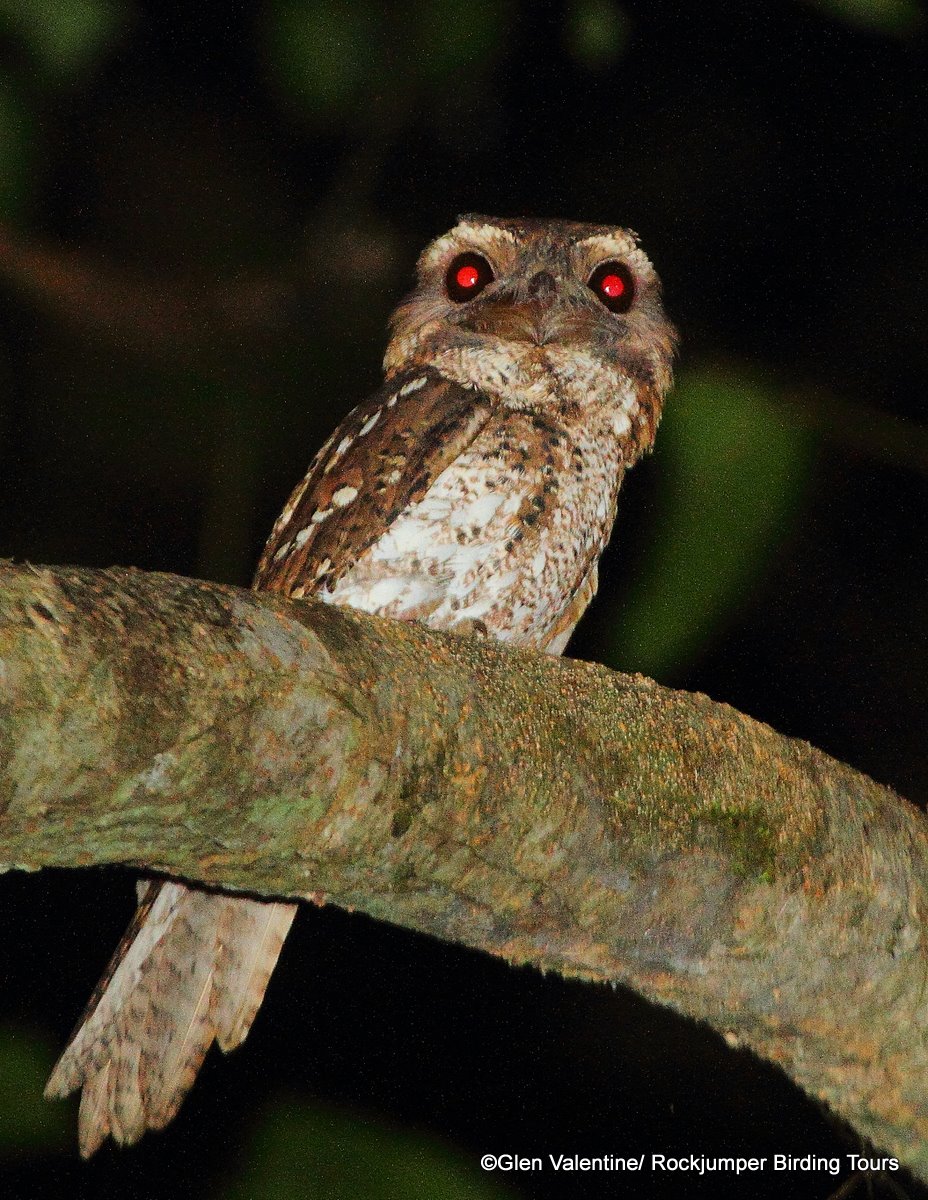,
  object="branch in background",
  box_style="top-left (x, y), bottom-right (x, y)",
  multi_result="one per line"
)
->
top-left (1, 560), bottom-right (928, 1177)
top-left (782, 384), bottom-right (928, 476)
top-left (0, 220), bottom-right (399, 357)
